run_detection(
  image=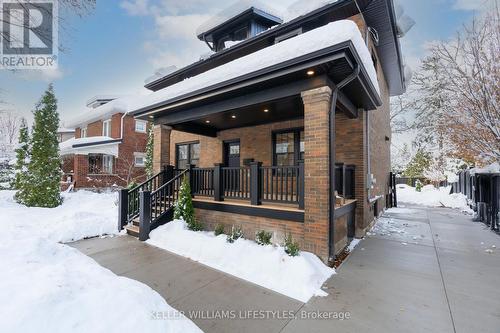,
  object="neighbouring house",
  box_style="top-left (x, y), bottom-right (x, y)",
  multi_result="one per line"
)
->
top-left (117, 0), bottom-right (411, 263)
top-left (61, 96), bottom-right (150, 189)
top-left (57, 127), bottom-right (75, 143)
